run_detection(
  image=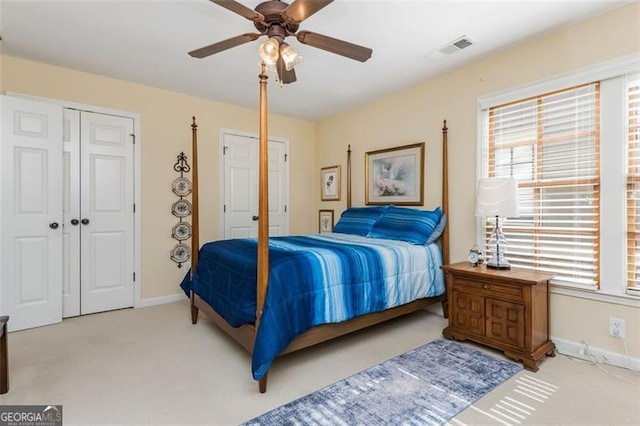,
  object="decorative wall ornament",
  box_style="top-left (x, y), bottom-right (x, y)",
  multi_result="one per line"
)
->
top-left (170, 243), bottom-right (191, 264)
top-left (172, 199), bottom-right (192, 217)
top-left (172, 222), bottom-right (192, 241)
top-left (171, 152), bottom-right (192, 268)
top-left (172, 177), bottom-right (192, 197)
